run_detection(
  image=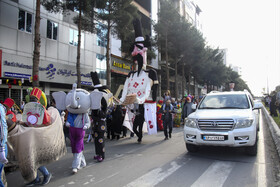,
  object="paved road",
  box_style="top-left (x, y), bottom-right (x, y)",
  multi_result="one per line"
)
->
top-left (6, 110), bottom-right (280, 187)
